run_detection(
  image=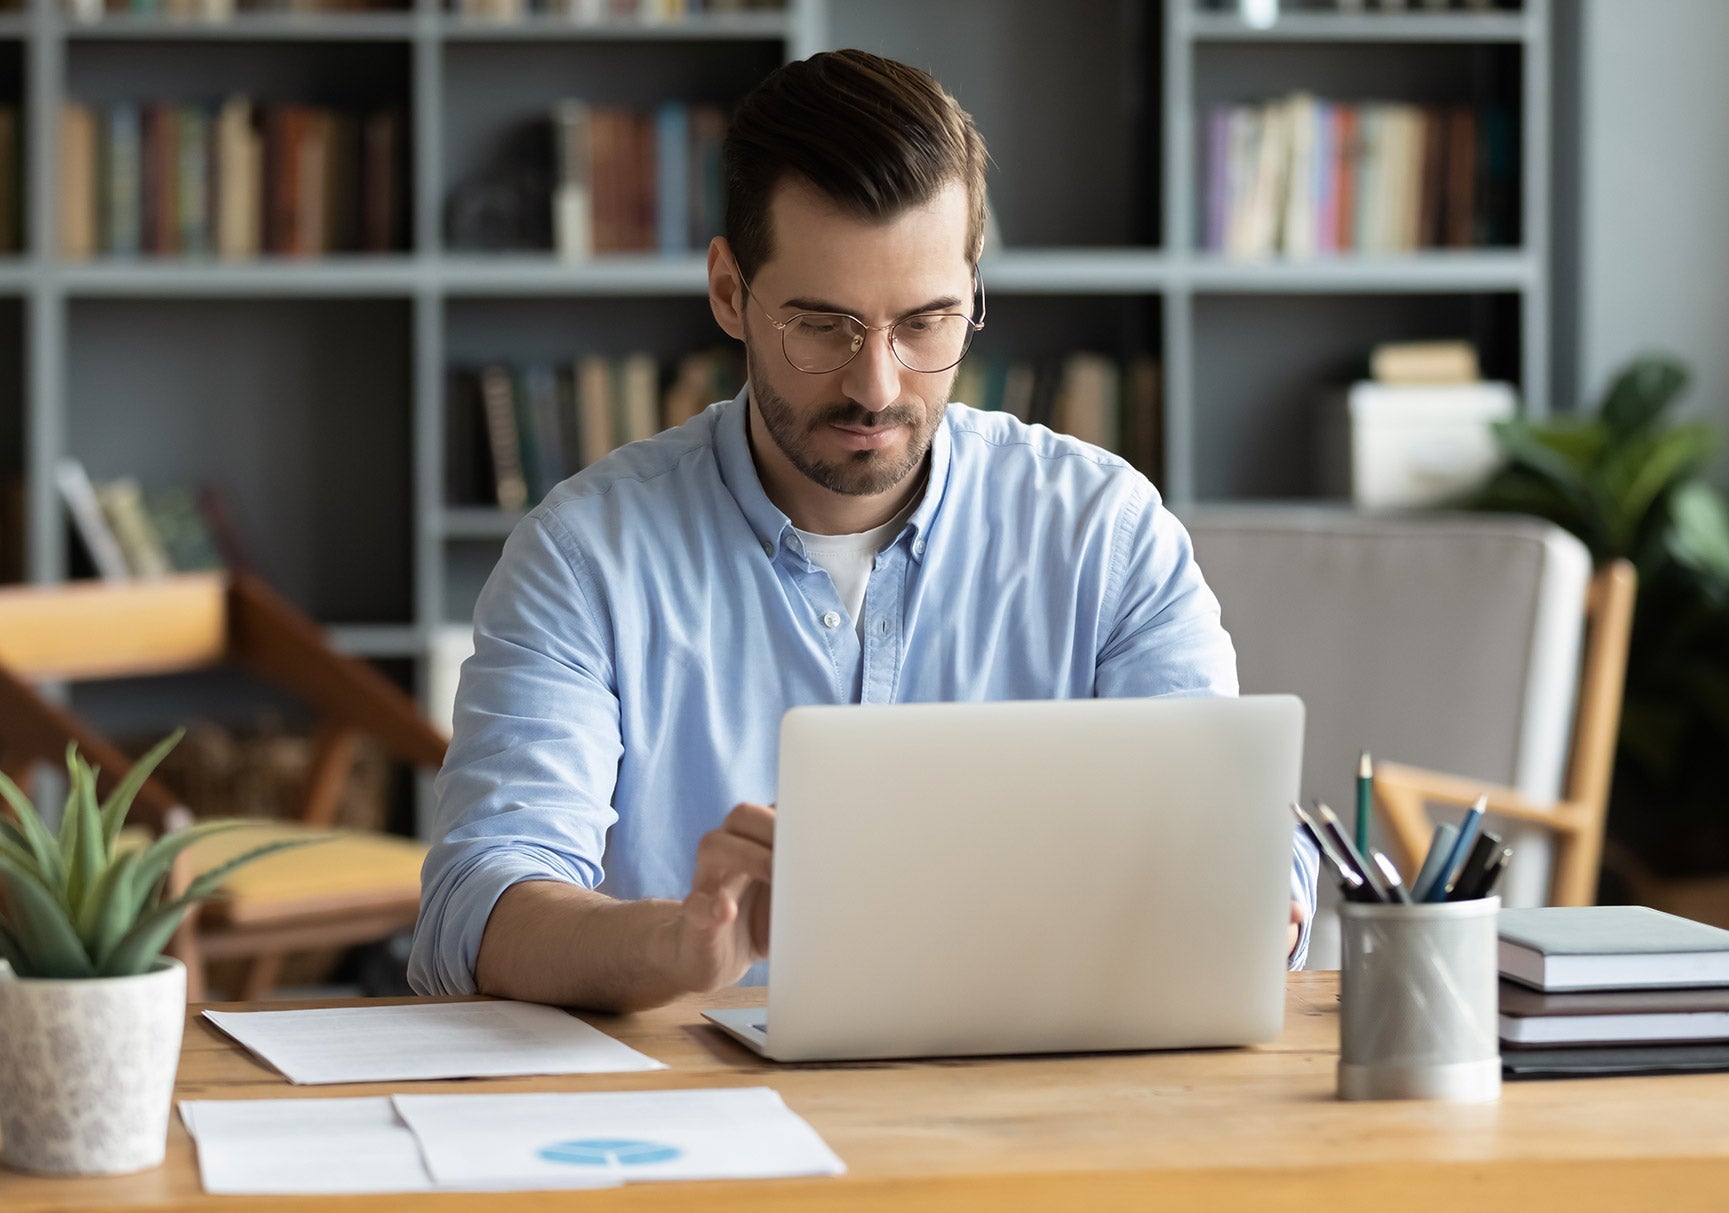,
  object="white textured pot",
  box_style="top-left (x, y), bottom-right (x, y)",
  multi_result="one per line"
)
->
top-left (0, 957), bottom-right (186, 1175)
